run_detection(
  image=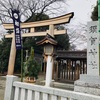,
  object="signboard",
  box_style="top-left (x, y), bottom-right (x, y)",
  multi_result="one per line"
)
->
top-left (12, 9), bottom-right (22, 49)
top-left (87, 21), bottom-right (99, 76)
